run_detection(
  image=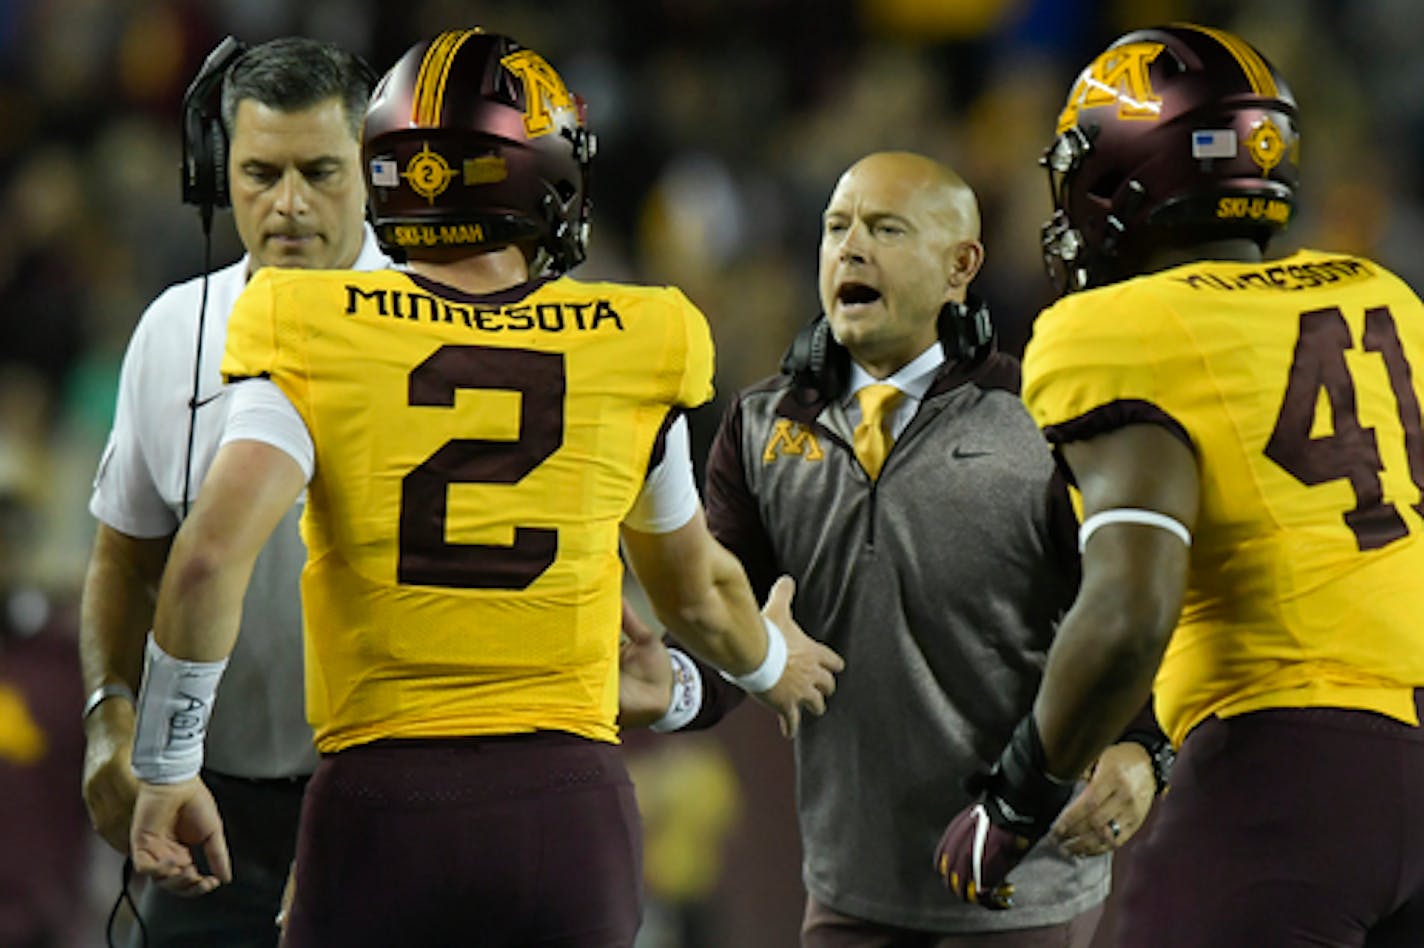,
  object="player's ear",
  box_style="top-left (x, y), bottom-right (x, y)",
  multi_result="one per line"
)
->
top-left (944, 239), bottom-right (984, 290)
